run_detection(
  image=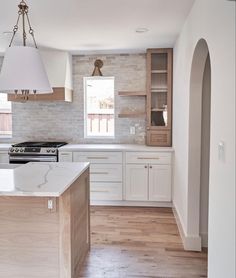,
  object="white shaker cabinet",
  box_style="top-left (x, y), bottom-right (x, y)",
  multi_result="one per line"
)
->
top-left (58, 151), bottom-right (73, 162)
top-left (73, 151), bottom-right (123, 201)
top-left (58, 145), bottom-right (173, 205)
top-left (0, 151), bottom-right (9, 163)
top-left (148, 164), bottom-right (171, 201)
top-left (125, 152), bottom-right (171, 202)
top-left (125, 164), bottom-right (148, 201)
